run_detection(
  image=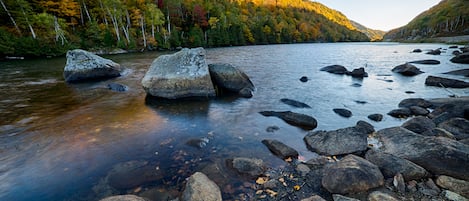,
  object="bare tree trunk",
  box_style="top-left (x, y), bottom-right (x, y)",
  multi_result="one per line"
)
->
top-left (54, 16), bottom-right (67, 45)
top-left (82, 0), bottom-right (92, 23)
top-left (20, 5), bottom-right (36, 39)
top-left (99, 0), bottom-right (108, 26)
top-left (1, 0), bottom-right (21, 35)
top-left (106, 7), bottom-right (120, 42)
top-left (141, 16), bottom-right (146, 48)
